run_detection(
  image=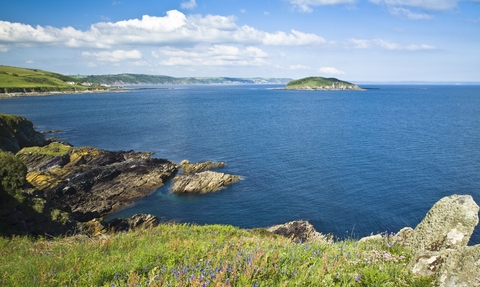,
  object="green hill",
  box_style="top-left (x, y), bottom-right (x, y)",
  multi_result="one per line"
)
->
top-left (73, 74), bottom-right (292, 85)
top-left (0, 66), bottom-right (101, 93)
top-left (286, 76), bottom-right (363, 90)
